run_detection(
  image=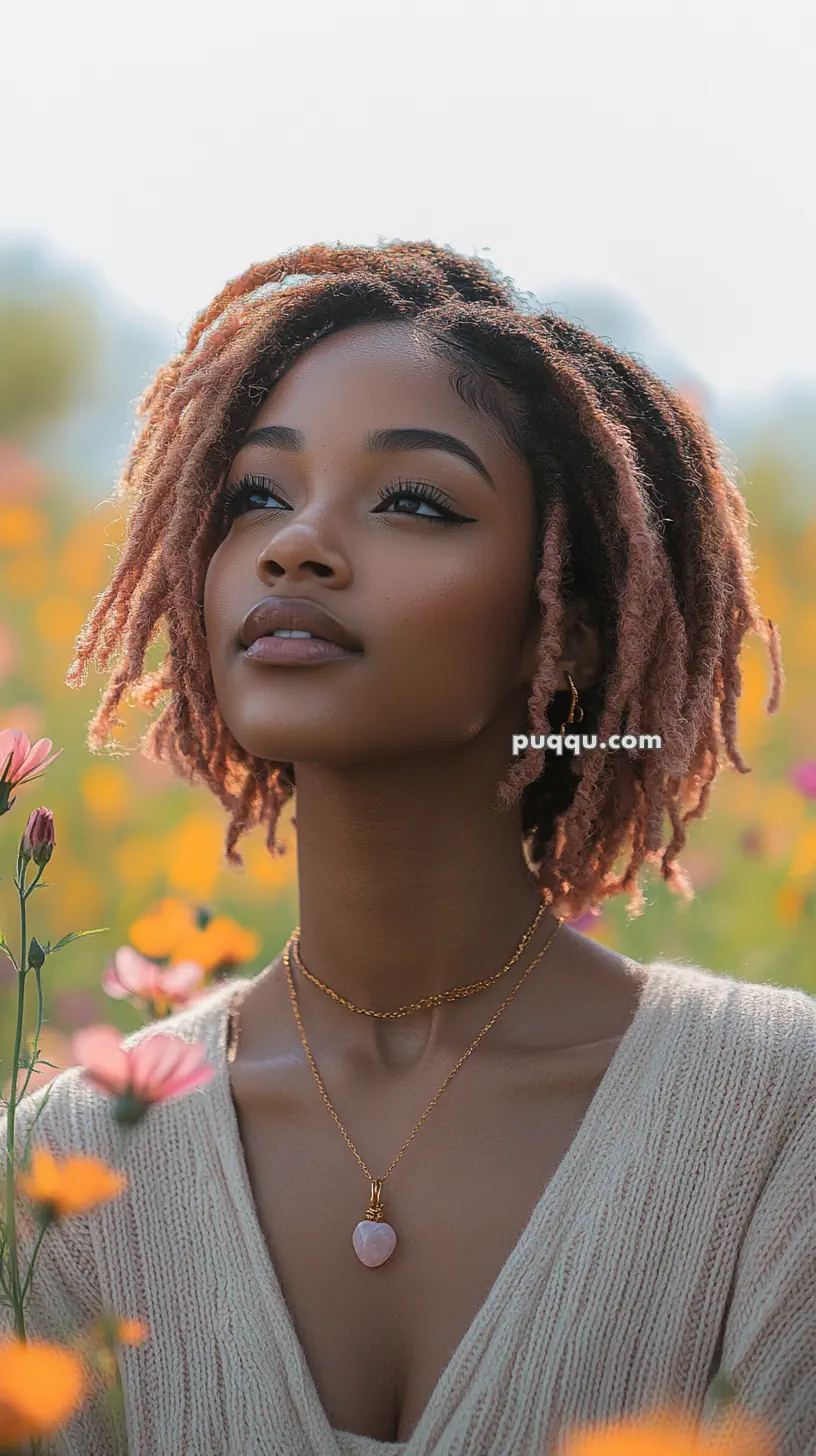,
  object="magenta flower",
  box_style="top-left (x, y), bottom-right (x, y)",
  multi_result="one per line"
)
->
top-left (20, 806), bottom-right (55, 868)
top-left (71, 1024), bottom-right (215, 1126)
top-left (790, 760), bottom-right (816, 801)
top-left (102, 947), bottom-right (206, 1016)
top-left (0, 729), bottom-right (62, 814)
